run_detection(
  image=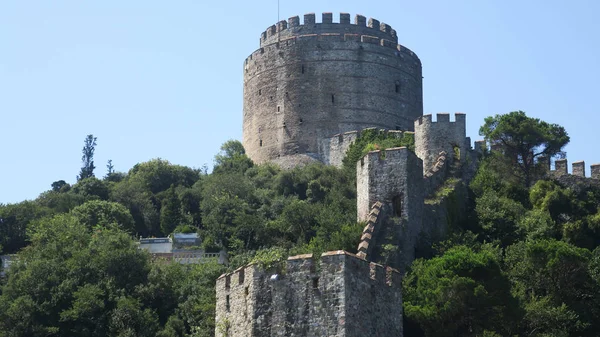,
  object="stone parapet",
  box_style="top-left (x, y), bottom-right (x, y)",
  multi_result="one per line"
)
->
top-left (414, 113), bottom-right (468, 174)
top-left (215, 250), bottom-right (402, 337)
top-left (260, 13), bottom-right (399, 47)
